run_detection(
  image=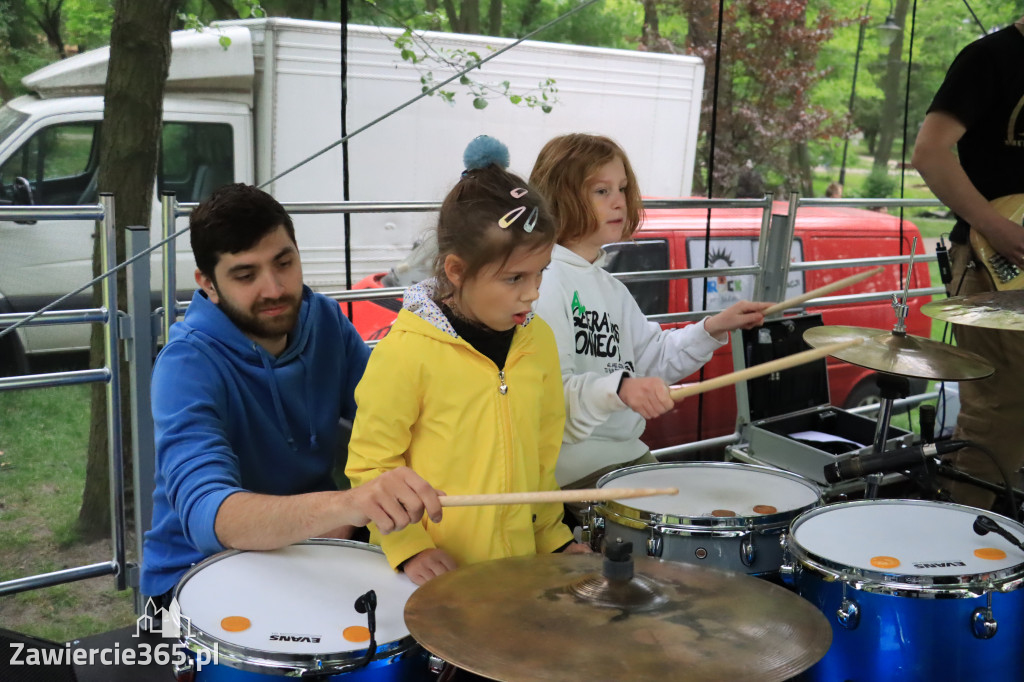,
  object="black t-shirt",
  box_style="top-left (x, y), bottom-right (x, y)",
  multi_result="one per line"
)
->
top-left (927, 25), bottom-right (1024, 243)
